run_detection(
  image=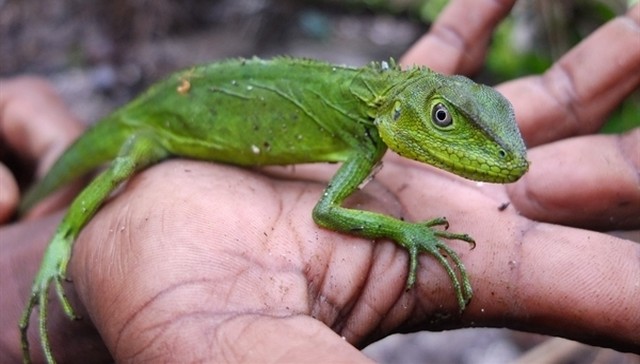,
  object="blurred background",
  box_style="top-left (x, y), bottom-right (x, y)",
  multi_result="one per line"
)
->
top-left (1, 0), bottom-right (638, 362)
